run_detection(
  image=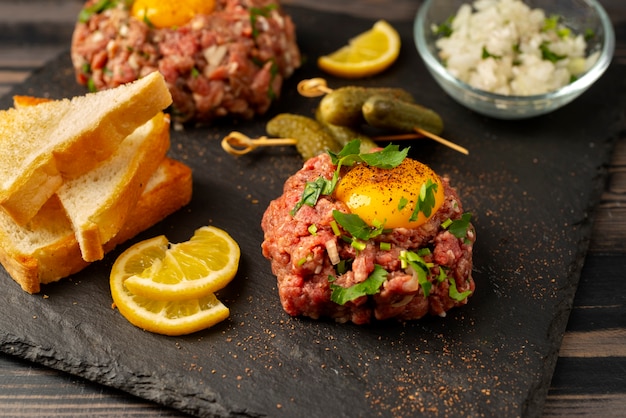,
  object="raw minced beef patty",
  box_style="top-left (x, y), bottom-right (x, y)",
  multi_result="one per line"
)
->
top-left (71, 0), bottom-right (301, 123)
top-left (261, 153), bottom-right (476, 325)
